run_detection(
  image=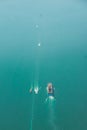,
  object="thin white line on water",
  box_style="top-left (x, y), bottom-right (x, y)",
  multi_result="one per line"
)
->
top-left (30, 93), bottom-right (35, 130)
